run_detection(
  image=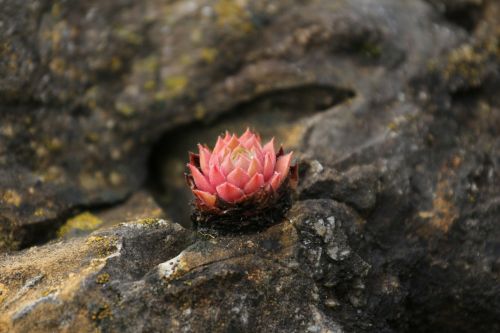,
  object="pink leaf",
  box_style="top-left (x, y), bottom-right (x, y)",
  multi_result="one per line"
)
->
top-left (193, 190), bottom-right (216, 207)
top-left (198, 144), bottom-right (211, 175)
top-left (239, 127), bottom-right (253, 142)
top-left (269, 172), bottom-right (282, 191)
top-left (275, 152), bottom-right (293, 181)
top-left (263, 152), bottom-right (275, 181)
top-left (216, 147), bottom-right (230, 163)
top-left (226, 135), bottom-right (240, 149)
top-left (223, 131), bottom-right (231, 143)
top-left (251, 145), bottom-right (264, 164)
top-left (247, 157), bottom-right (263, 177)
top-left (241, 135), bottom-right (259, 149)
top-left (212, 137), bottom-right (225, 155)
top-left (234, 154), bottom-right (250, 171)
top-left (263, 138), bottom-right (275, 157)
top-left (216, 182), bottom-right (245, 203)
top-left (226, 167), bottom-right (250, 189)
top-left (244, 173), bottom-right (265, 194)
top-left (188, 164), bottom-right (215, 193)
top-left (208, 164), bottom-right (226, 187)
top-left (220, 154), bottom-right (234, 176)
